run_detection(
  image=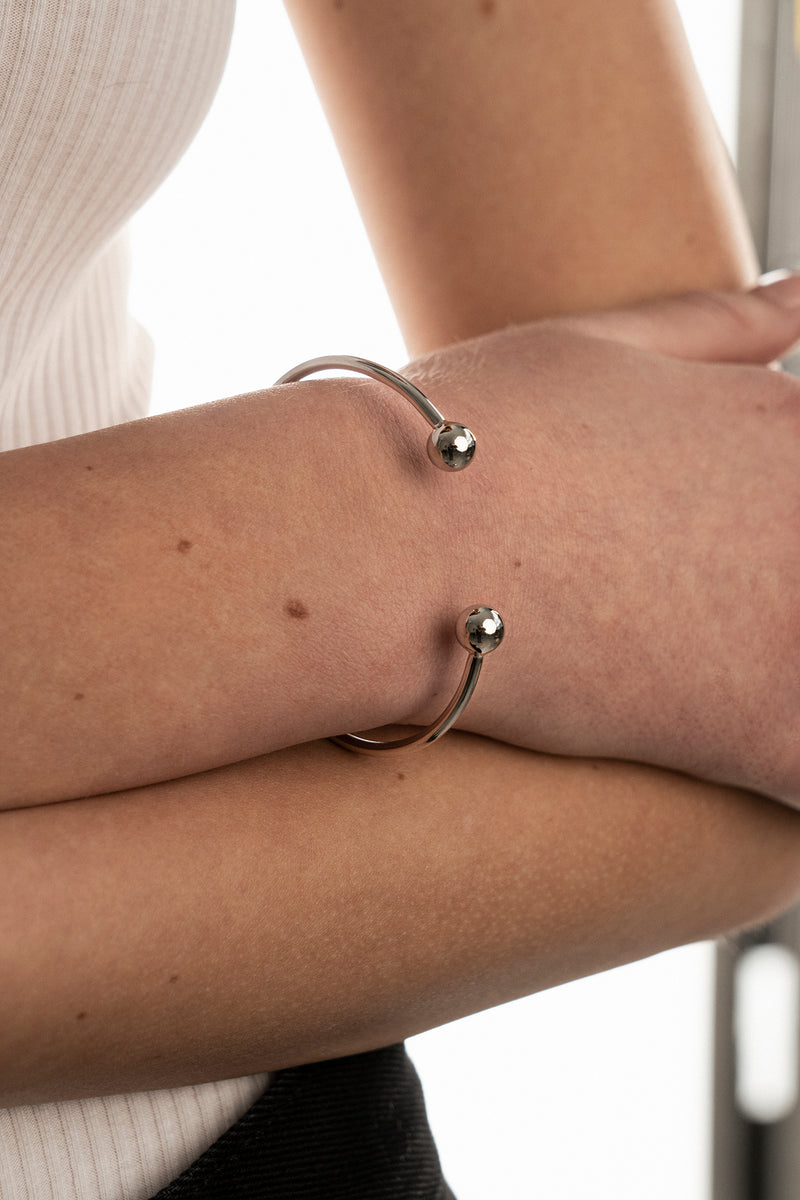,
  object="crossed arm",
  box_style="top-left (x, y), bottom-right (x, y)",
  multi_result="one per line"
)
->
top-left (4, 0), bottom-right (800, 1106)
top-left (284, 0), bottom-right (757, 351)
